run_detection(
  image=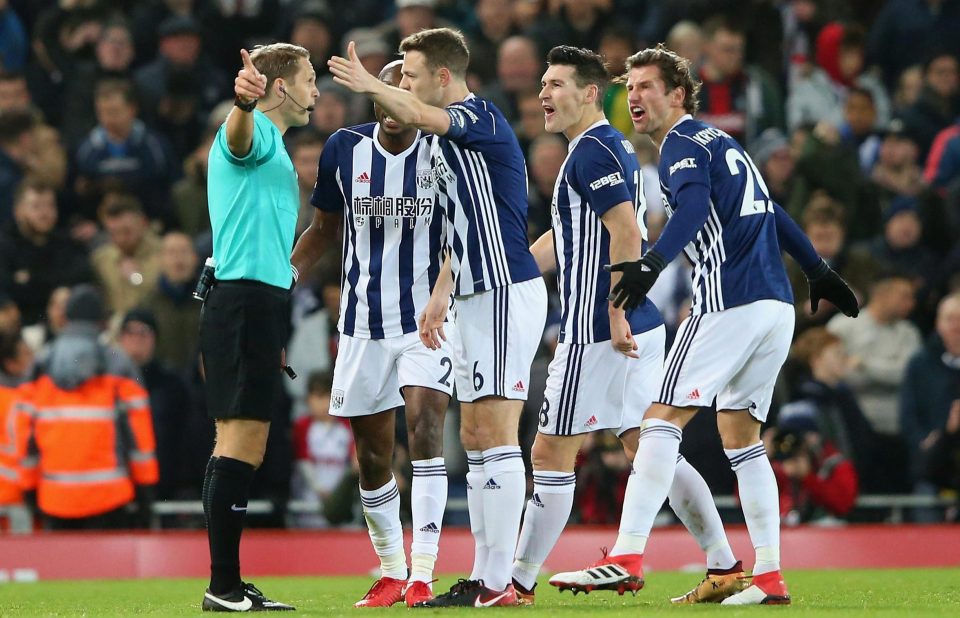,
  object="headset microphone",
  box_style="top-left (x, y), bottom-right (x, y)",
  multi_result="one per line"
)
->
top-left (278, 85), bottom-right (313, 112)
